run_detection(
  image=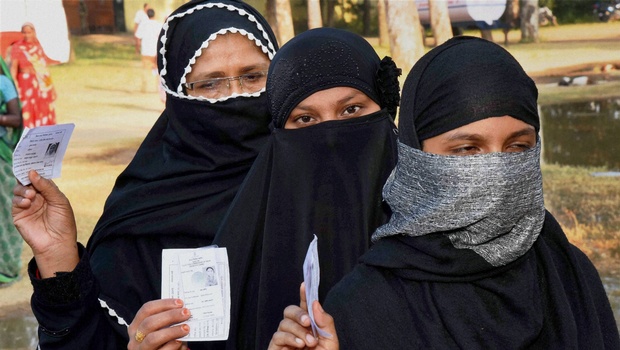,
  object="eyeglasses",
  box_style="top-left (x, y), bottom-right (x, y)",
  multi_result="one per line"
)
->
top-left (184, 71), bottom-right (268, 98)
